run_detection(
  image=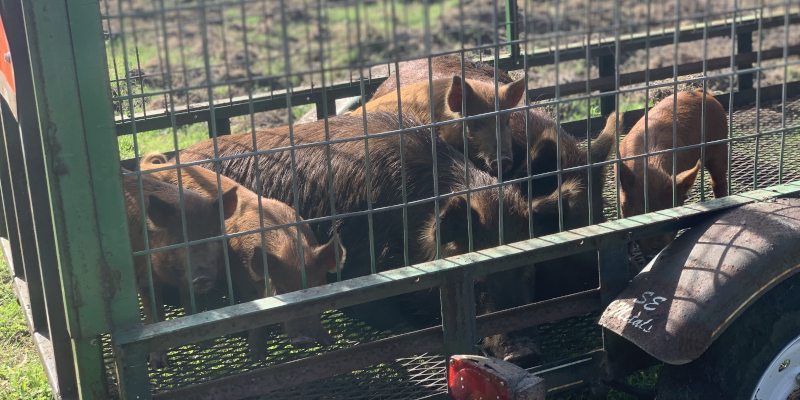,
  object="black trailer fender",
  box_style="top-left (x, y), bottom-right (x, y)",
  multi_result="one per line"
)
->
top-left (598, 198), bottom-right (800, 365)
